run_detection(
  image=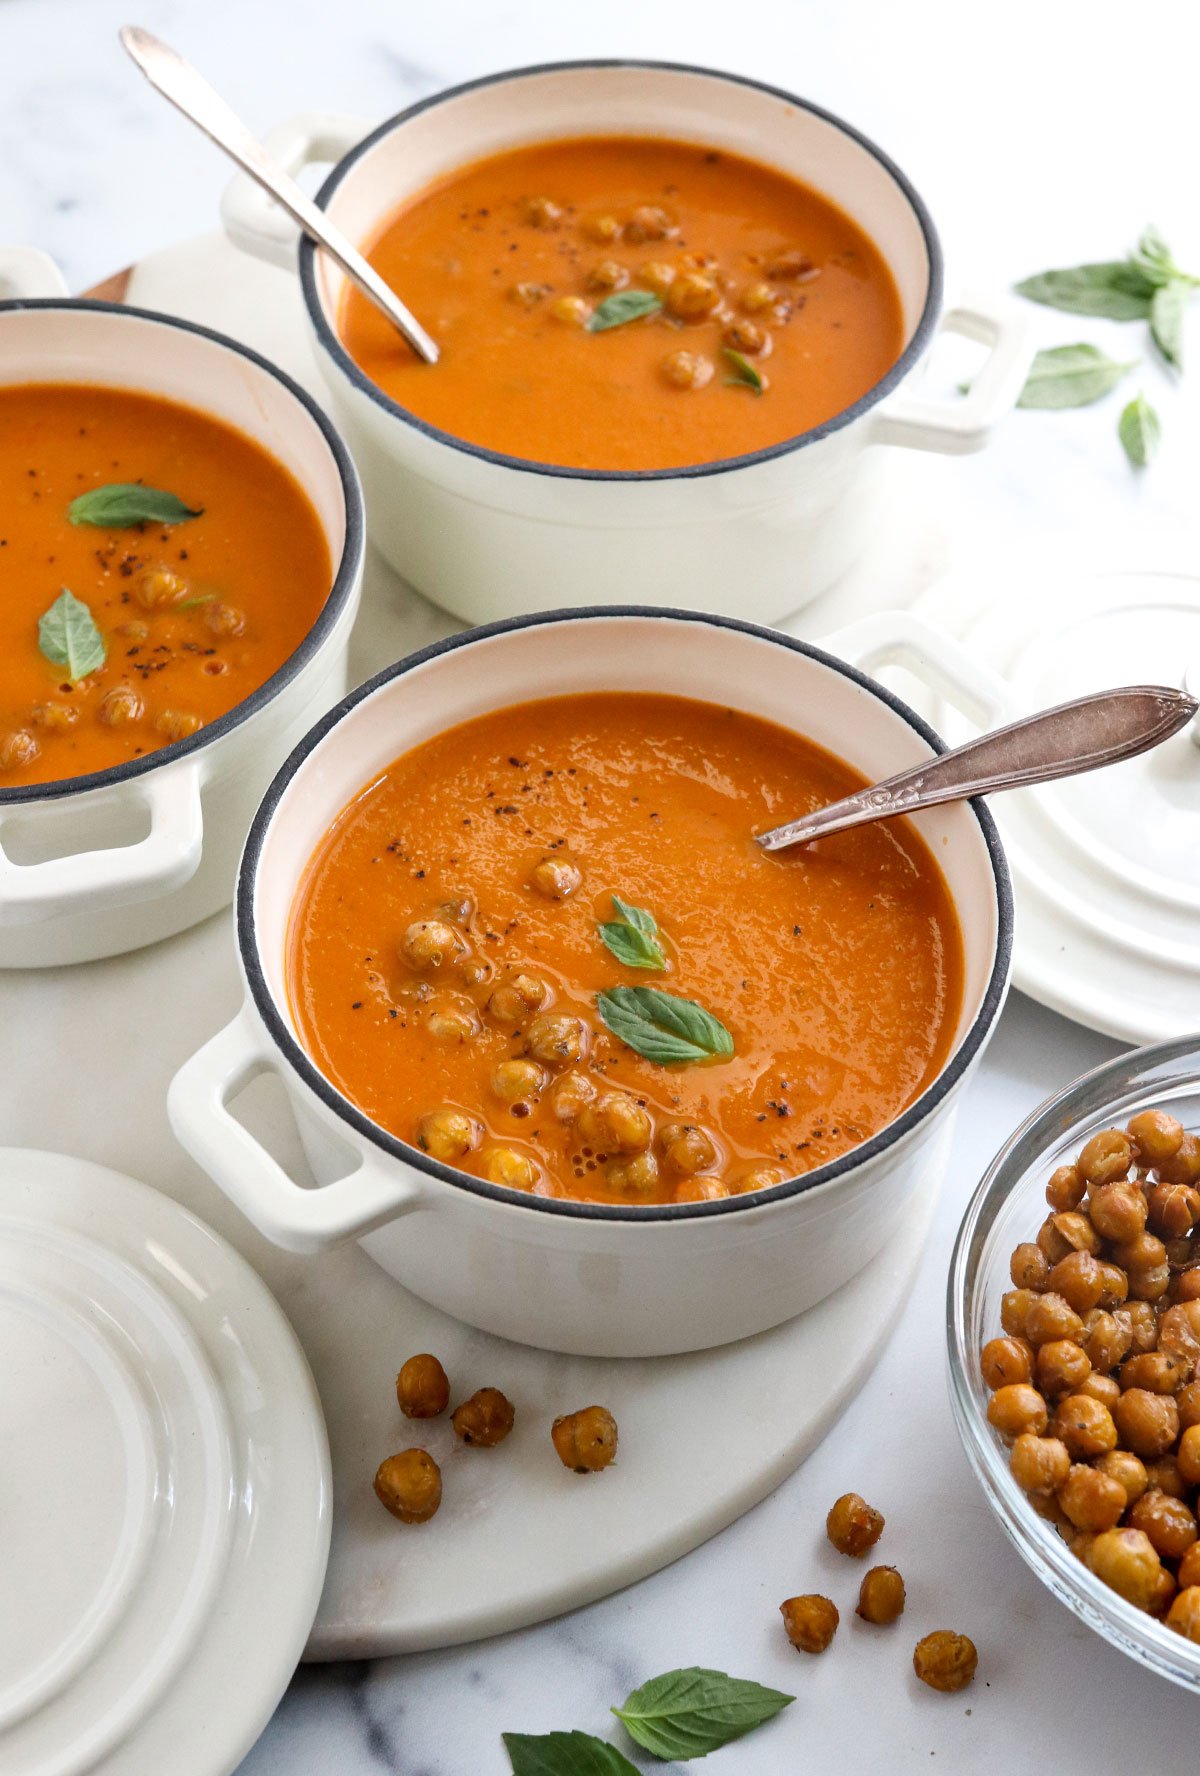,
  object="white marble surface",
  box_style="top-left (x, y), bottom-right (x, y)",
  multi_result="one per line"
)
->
top-left (3, 0), bottom-right (1200, 1770)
